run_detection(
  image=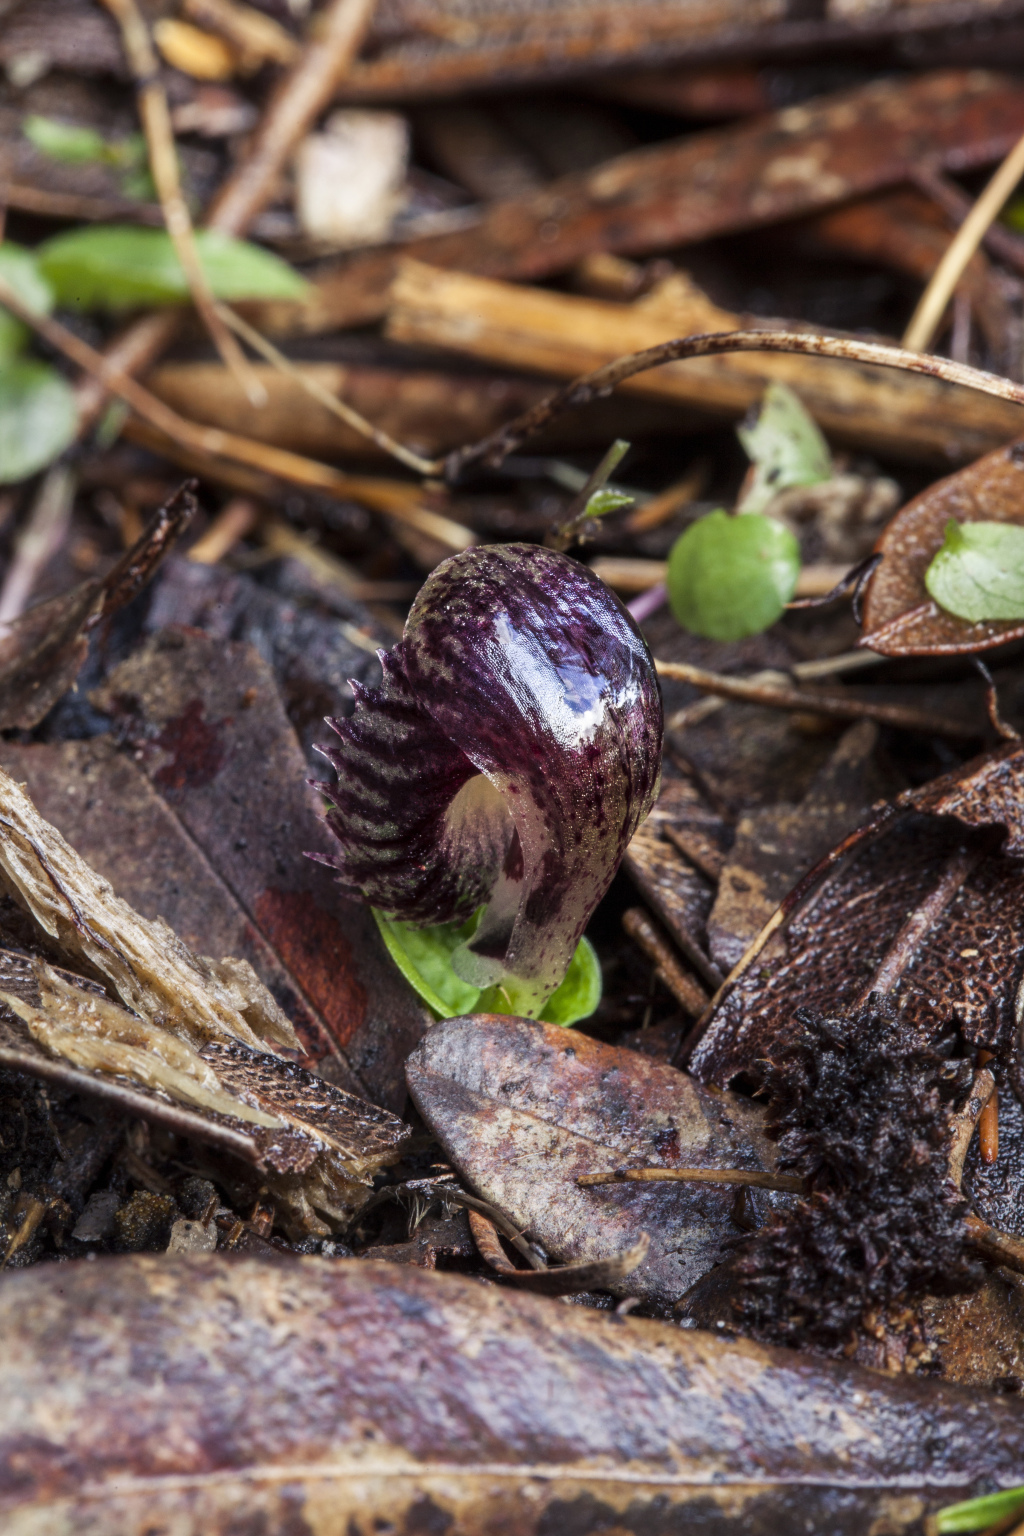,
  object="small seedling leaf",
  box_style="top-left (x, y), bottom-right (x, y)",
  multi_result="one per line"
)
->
top-left (38, 226), bottom-right (307, 310)
top-left (933, 1485), bottom-right (1024, 1533)
top-left (737, 381), bottom-right (832, 514)
top-left (924, 518), bottom-right (1024, 622)
top-left (667, 509), bottom-right (801, 641)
